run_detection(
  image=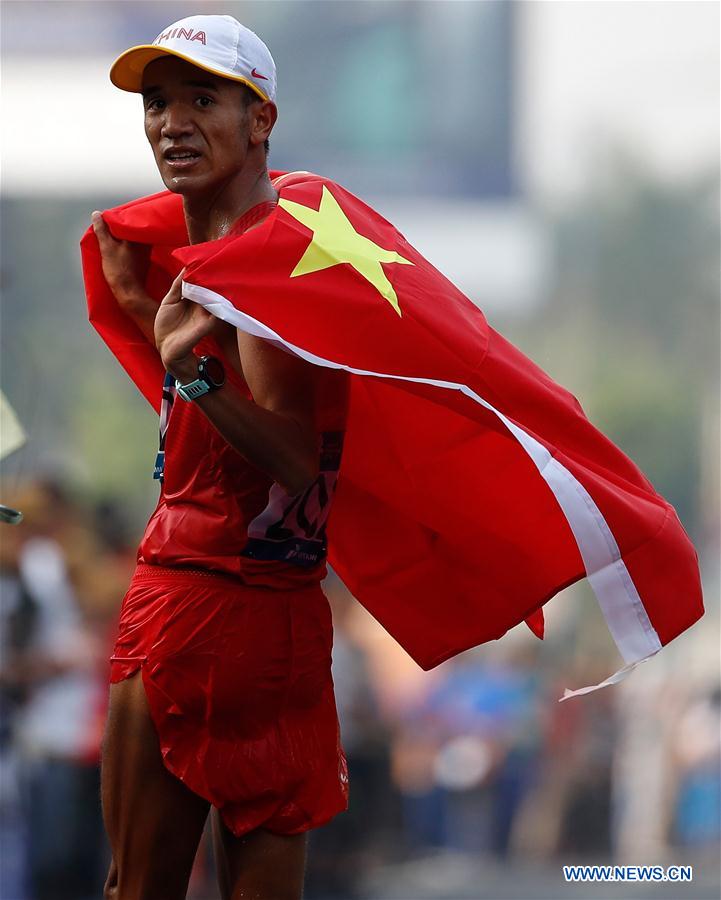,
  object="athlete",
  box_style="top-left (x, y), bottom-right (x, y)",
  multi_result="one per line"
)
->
top-left (91, 15), bottom-right (349, 900)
